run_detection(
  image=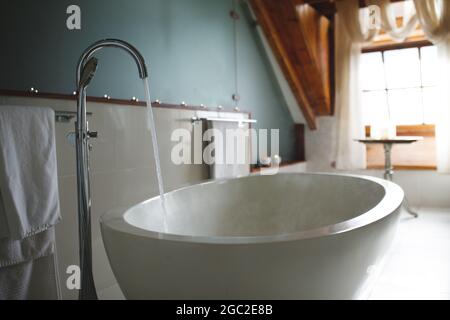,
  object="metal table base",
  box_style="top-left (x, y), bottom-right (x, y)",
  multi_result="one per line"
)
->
top-left (356, 136), bottom-right (423, 219)
top-left (383, 143), bottom-right (418, 218)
